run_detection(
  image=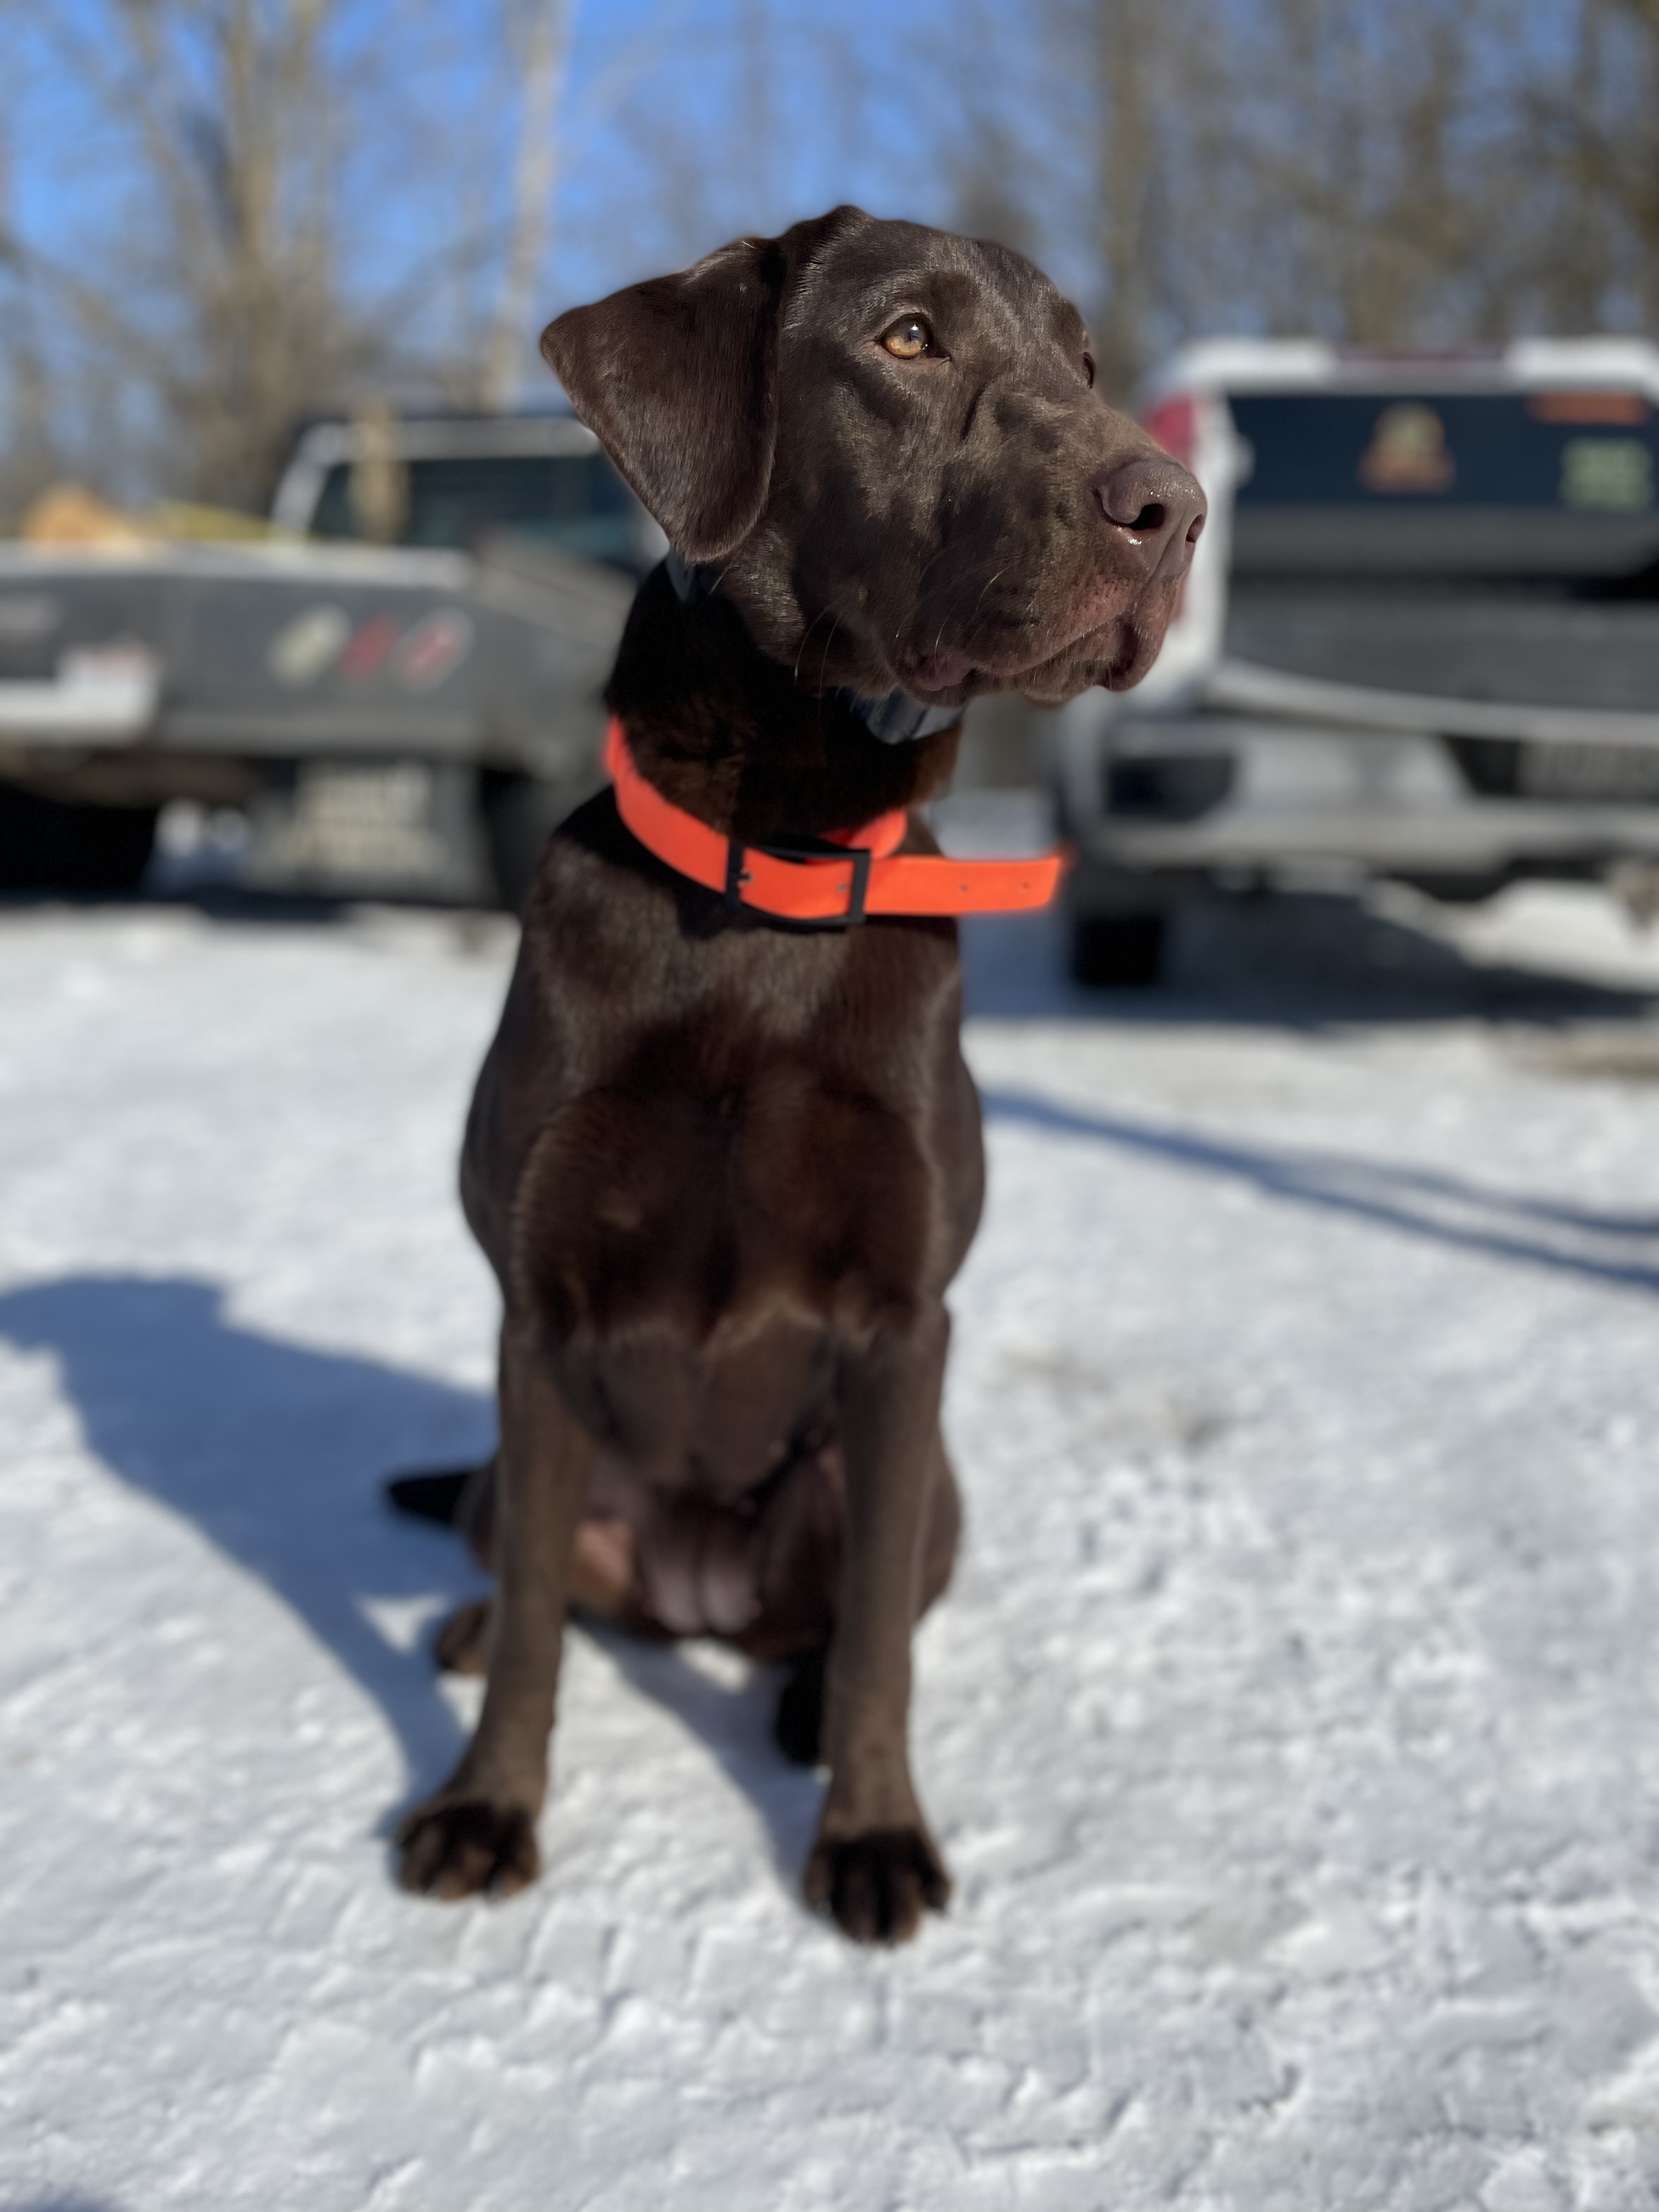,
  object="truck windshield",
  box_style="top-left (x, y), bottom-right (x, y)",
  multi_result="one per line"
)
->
top-left (309, 452), bottom-right (644, 572)
top-left (1228, 390), bottom-right (1659, 583)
